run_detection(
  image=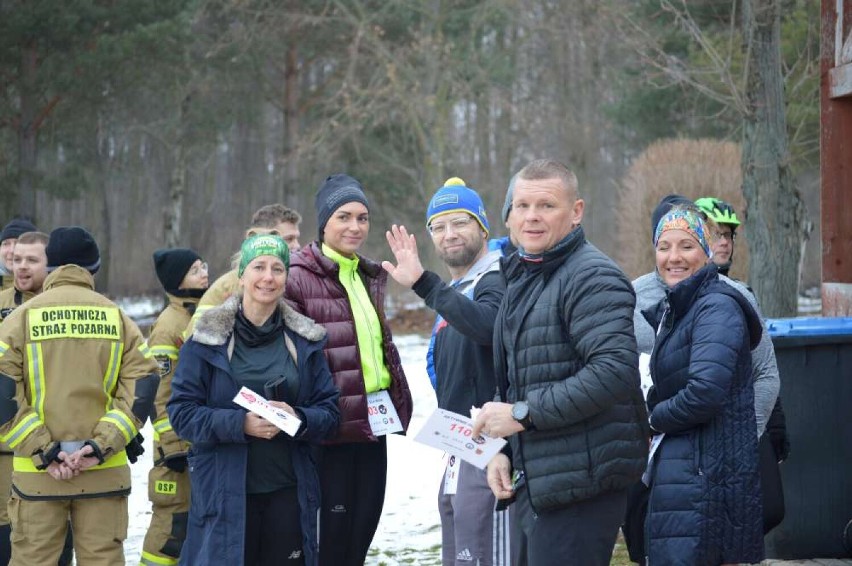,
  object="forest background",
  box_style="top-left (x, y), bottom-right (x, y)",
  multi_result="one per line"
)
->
top-left (0, 0), bottom-right (820, 316)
